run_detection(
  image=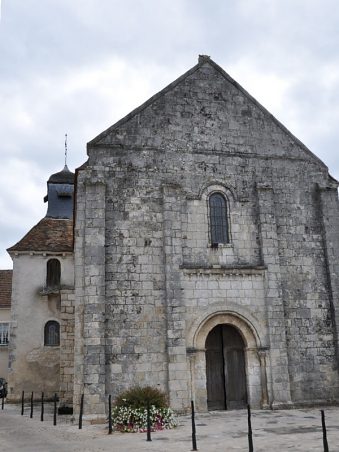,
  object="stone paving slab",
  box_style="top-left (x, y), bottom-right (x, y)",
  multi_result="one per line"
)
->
top-left (1, 405), bottom-right (339, 451)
